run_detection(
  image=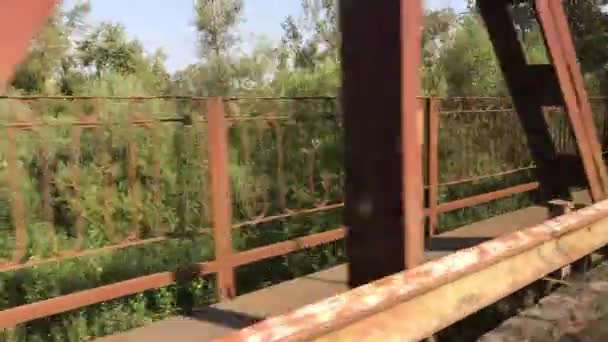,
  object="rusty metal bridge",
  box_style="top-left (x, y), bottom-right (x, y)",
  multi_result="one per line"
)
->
top-left (3, 0), bottom-right (608, 341)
